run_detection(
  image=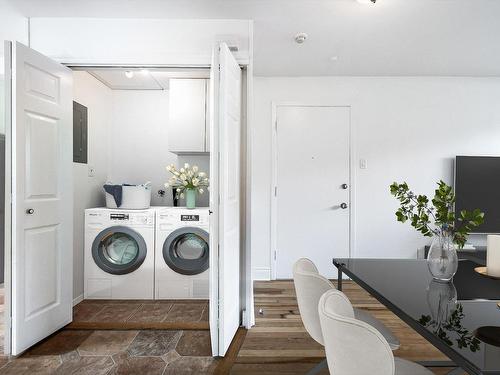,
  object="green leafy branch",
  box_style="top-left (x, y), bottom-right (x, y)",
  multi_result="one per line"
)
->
top-left (390, 180), bottom-right (484, 249)
top-left (419, 304), bottom-right (481, 352)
